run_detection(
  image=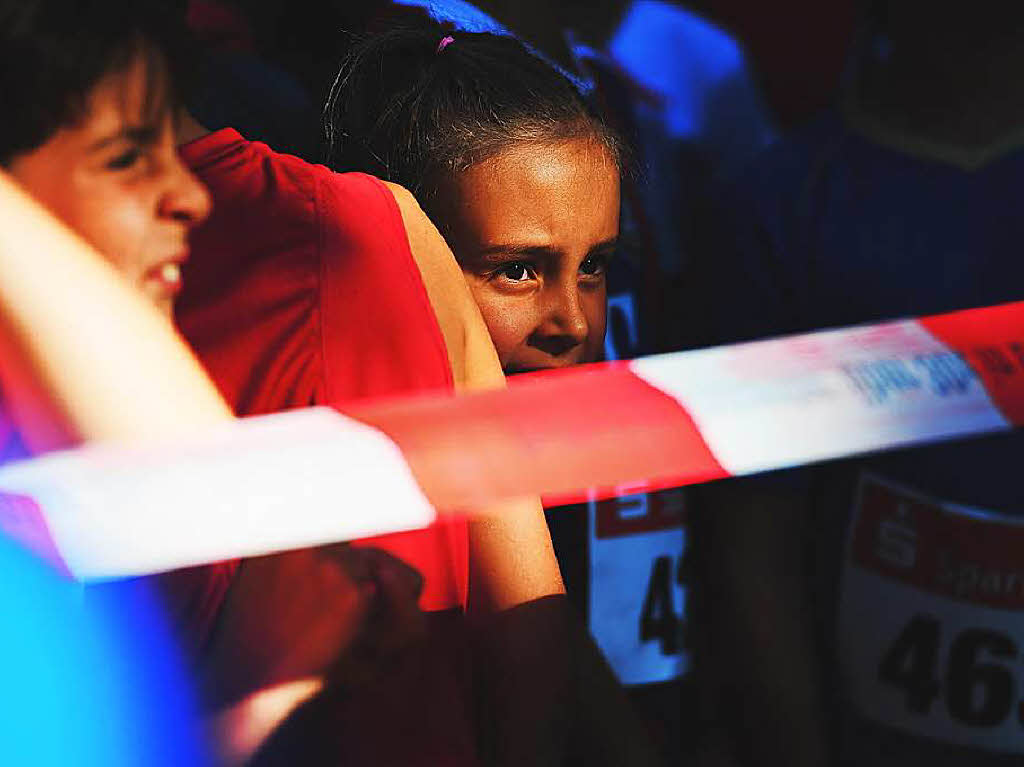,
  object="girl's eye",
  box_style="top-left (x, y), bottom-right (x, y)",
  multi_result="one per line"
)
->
top-left (105, 148), bottom-right (141, 171)
top-left (496, 262), bottom-right (534, 282)
top-left (580, 254), bottom-right (608, 277)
